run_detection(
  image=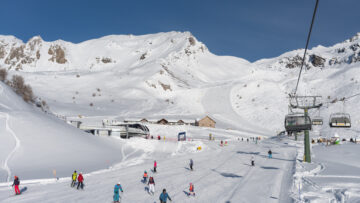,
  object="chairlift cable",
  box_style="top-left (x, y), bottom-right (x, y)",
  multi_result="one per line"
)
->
top-left (293, 0), bottom-right (319, 95)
